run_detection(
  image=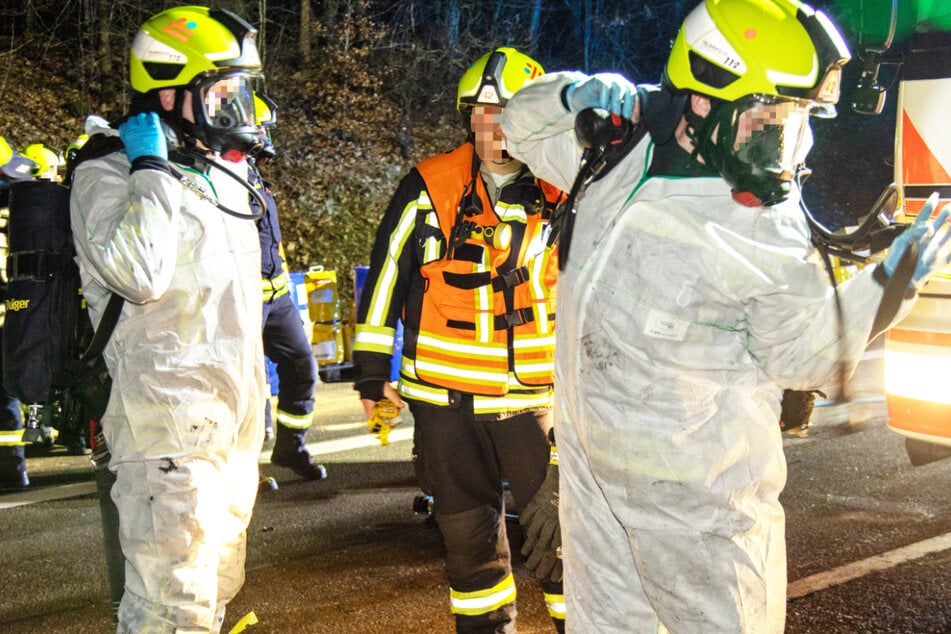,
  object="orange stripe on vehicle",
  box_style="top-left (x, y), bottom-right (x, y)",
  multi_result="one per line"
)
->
top-left (886, 328), bottom-right (951, 347)
top-left (887, 393), bottom-right (951, 439)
